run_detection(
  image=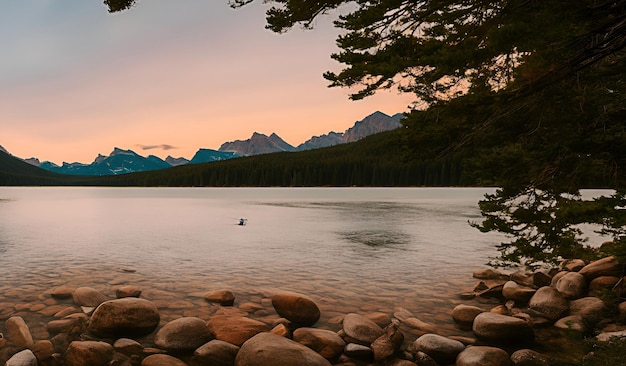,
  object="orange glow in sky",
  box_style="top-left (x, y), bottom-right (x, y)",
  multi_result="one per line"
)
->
top-left (0, 1), bottom-right (416, 165)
